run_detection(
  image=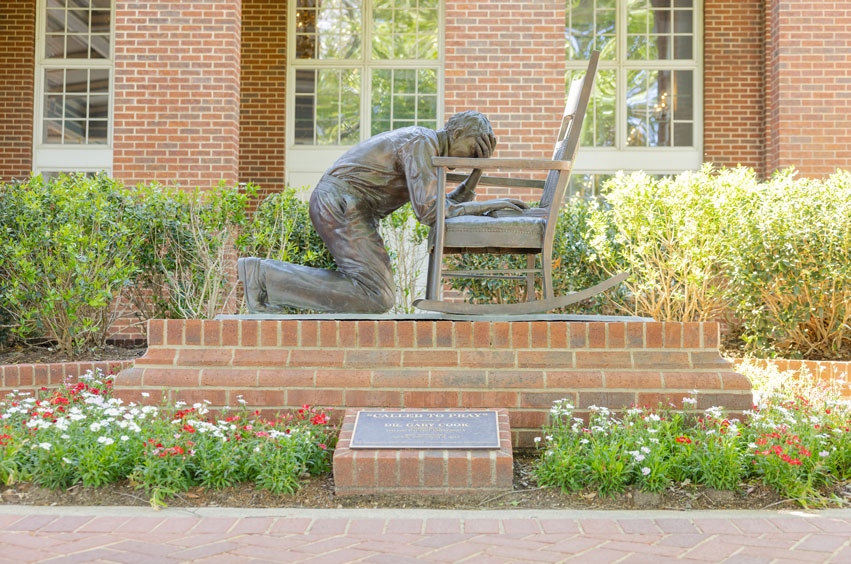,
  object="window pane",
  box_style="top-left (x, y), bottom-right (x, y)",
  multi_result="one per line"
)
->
top-left (568, 68), bottom-right (615, 148)
top-left (566, 0), bottom-right (616, 61)
top-left (298, 1), bottom-right (361, 60)
top-left (46, 35), bottom-right (65, 58)
top-left (91, 10), bottom-right (110, 33)
top-left (628, 0), bottom-right (693, 60)
top-left (46, 69), bottom-right (65, 92)
top-left (89, 68), bottom-right (109, 92)
top-left (89, 95), bottom-right (109, 118)
top-left (627, 69), bottom-right (692, 147)
top-left (88, 120), bottom-right (108, 144)
top-left (372, 0), bottom-right (438, 60)
top-left (44, 120), bottom-right (63, 143)
top-left (297, 68), bottom-right (360, 145)
top-left (45, 95), bottom-right (64, 118)
top-left (41, 68), bottom-right (111, 145)
top-left (47, 9), bottom-right (66, 33)
top-left (294, 95), bottom-right (316, 144)
top-left (64, 120), bottom-right (86, 143)
top-left (65, 94), bottom-right (87, 119)
top-left (66, 35), bottom-right (89, 58)
top-left (370, 67), bottom-right (438, 136)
